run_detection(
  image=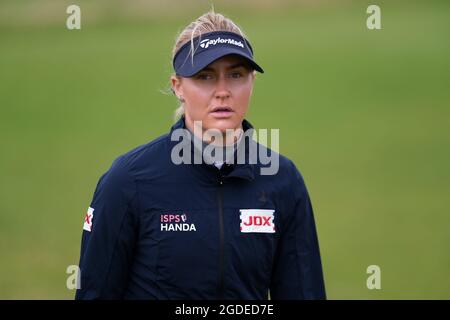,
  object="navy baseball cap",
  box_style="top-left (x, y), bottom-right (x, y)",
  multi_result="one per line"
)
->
top-left (173, 31), bottom-right (264, 77)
